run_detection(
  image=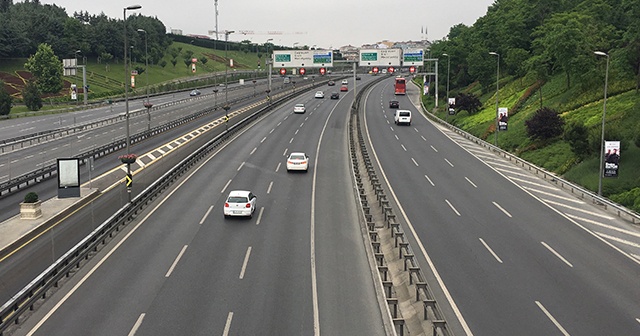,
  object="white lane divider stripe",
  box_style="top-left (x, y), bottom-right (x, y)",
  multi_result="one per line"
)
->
top-left (541, 242), bottom-right (573, 268)
top-left (166, 245), bottom-right (188, 277)
top-left (535, 301), bottom-right (571, 336)
top-left (222, 312), bottom-right (234, 336)
top-left (127, 313), bottom-right (146, 336)
top-left (446, 199), bottom-right (461, 216)
top-left (492, 201), bottom-right (512, 218)
top-left (479, 238), bottom-right (503, 263)
top-left (199, 205), bottom-right (214, 225)
top-left (239, 247), bottom-right (252, 279)
top-left (465, 177), bottom-right (477, 188)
